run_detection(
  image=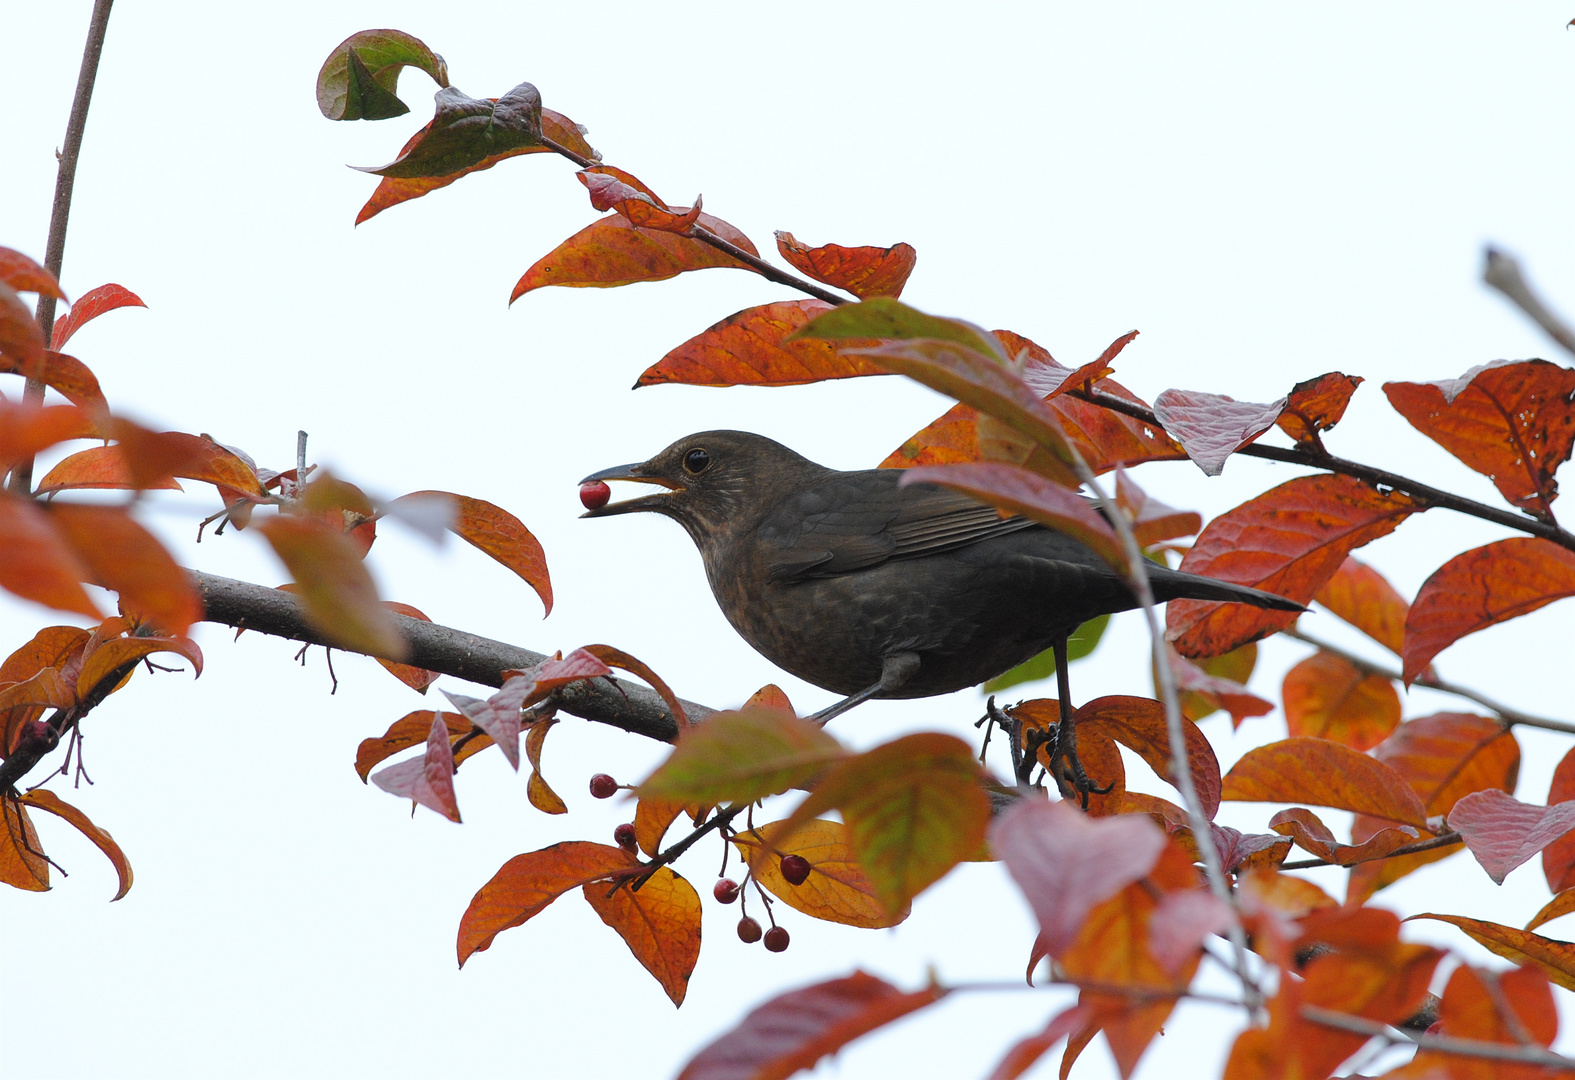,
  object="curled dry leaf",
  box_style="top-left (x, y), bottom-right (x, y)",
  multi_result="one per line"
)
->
top-left (1274, 372), bottom-right (1363, 448)
top-left (1075, 695), bottom-right (1221, 819)
top-left (457, 841), bottom-right (636, 966)
top-left (675, 971), bottom-right (946, 1080)
top-left (358, 108), bottom-right (595, 224)
top-left (511, 207), bottom-right (757, 298)
top-left (1385, 359), bottom-right (1575, 518)
top-left (1151, 388), bottom-right (1287, 476)
top-left (524, 716), bottom-right (566, 815)
top-left (73, 632), bottom-right (201, 704)
top-left (1167, 474), bottom-right (1418, 658)
top-left (1446, 789), bottom-right (1575, 885)
top-left (1281, 649), bottom-right (1400, 751)
top-left (733, 819), bottom-right (907, 929)
top-left (1268, 807), bottom-right (1420, 866)
top-left (316, 28), bottom-right (449, 121)
top-left (18, 789), bottom-right (132, 900)
top-left (1402, 537), bottom-right (1575, 684)
top-left (578, 166), bottom-right (701, 233)
top-left (1313, 556), bottom-right (1409, 655)
top-left (774, 231), bottom-right (917, 300)
top-left (50, 283), bottom-right (146, 350)
top-left (637, 299), bottom-right (887, 388)
top-left (582, 865), bottom-right (701, 1006)
top-left (356, 82), bottom-right (542, 179)
top-left (1221, 737), bottom-right (1427, 827)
